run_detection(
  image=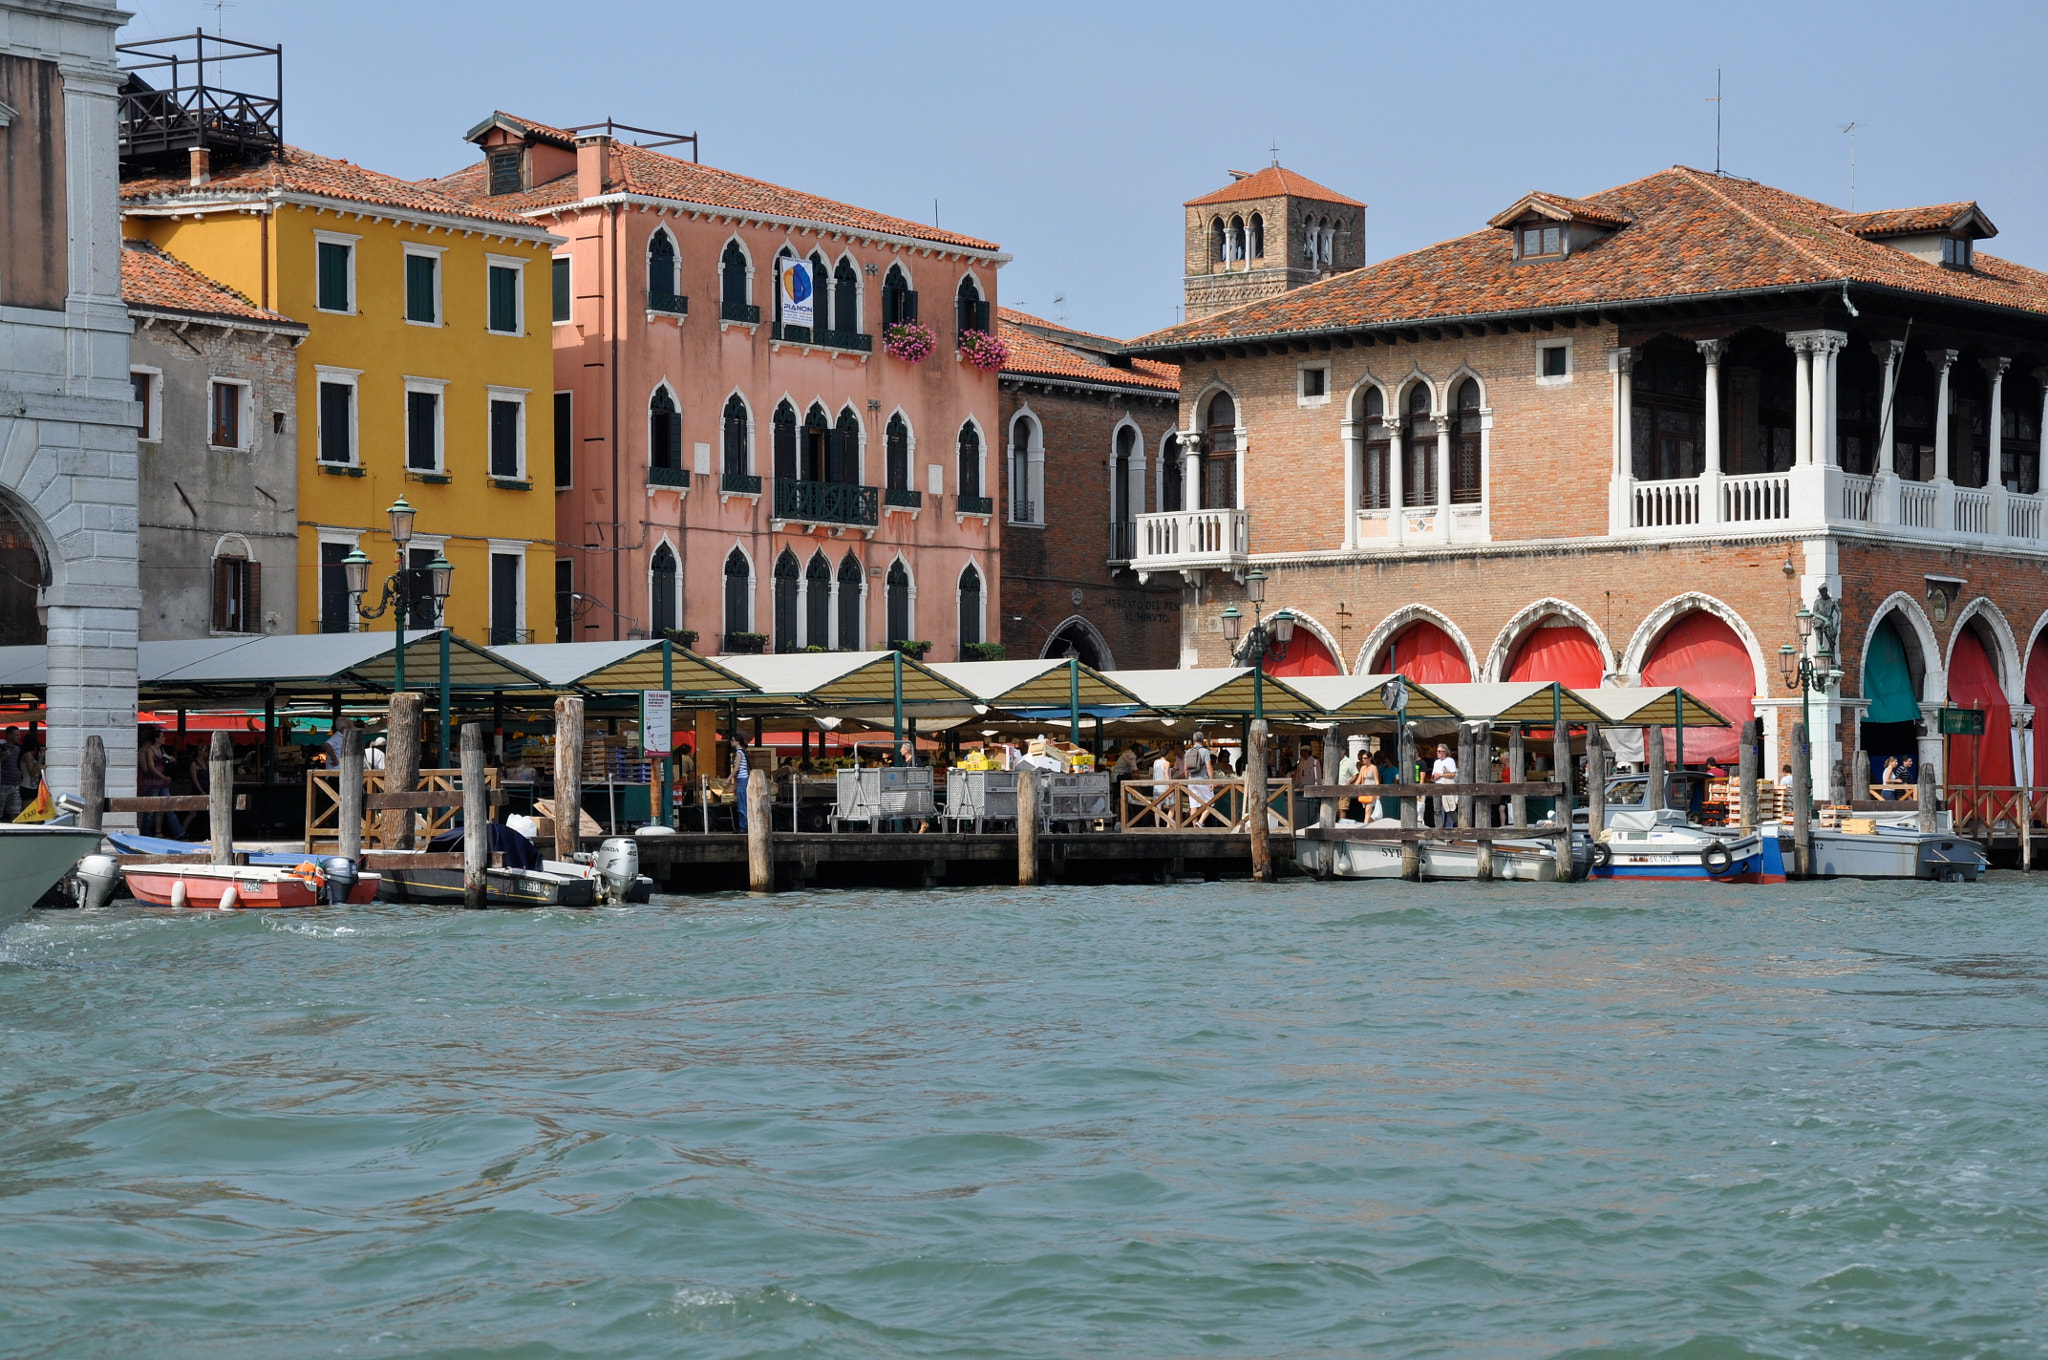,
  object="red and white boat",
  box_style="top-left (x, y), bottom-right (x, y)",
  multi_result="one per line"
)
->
top-left (124, 862), bottom-right (380, 910)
